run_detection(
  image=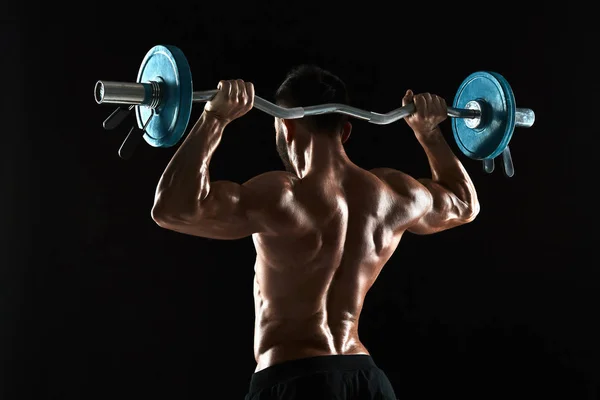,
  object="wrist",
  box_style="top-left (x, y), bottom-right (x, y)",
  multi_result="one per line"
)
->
top-left (201, 110), bottom-right (230, 129)
top-left (414, 126), bottom-right (442, 142)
